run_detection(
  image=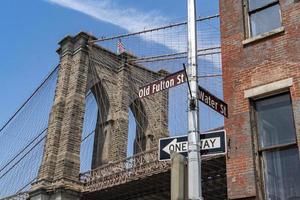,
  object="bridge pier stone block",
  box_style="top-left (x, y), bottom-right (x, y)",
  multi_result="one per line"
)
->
top-left (30, 188), bottom-right (80, 200)
top-left (30, 189), bottom-right (49, 200)
top-left (30, 32), bottom-right (97, 199)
